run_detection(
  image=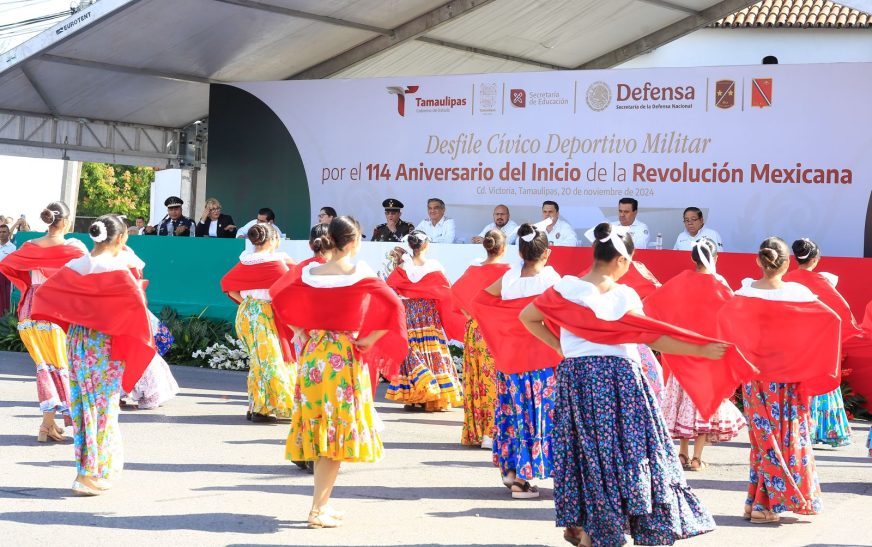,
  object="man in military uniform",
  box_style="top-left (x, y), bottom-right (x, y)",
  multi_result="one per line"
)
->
top-left (371, 198), bottom-right (414, 242)
top-left (144, 196), bottom-right (196, 236)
